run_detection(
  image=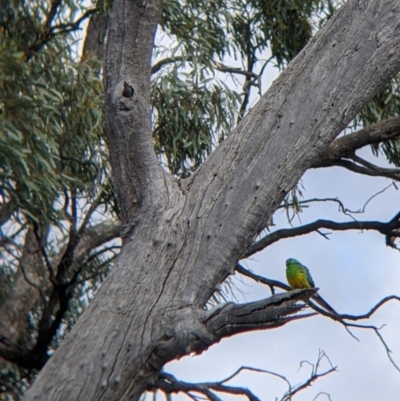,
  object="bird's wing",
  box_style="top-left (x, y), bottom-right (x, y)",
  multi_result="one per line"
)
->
top-left (302, 264), bottom-right (315, 287)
